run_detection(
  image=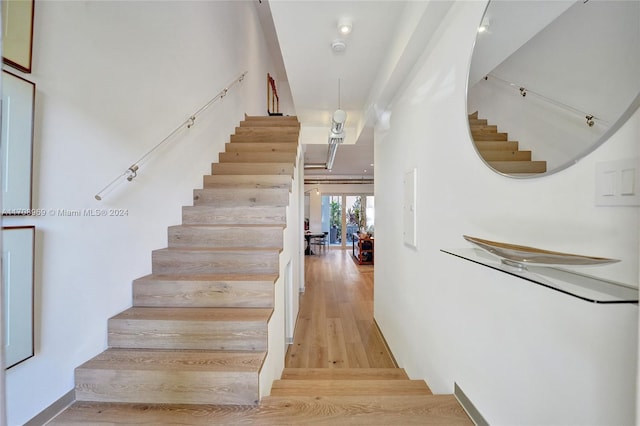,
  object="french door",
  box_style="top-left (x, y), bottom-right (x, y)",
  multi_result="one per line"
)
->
top-left (321, 194), bottom-right (373, 248)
